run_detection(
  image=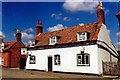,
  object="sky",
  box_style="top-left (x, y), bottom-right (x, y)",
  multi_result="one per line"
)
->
top-left (1, 2), bottom-right (120, 49)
